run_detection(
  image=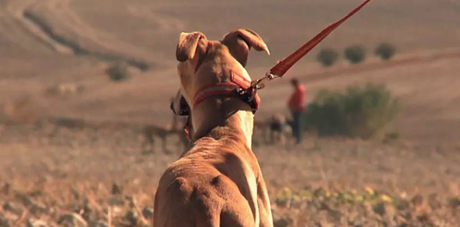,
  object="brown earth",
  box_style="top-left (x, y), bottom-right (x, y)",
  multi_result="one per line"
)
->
top-left (1, 0), bottom-right (460, 226)
top-left (1, 0), bottom-right (460, 145)
top-left (0, 121), bottom-right (459, 226)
